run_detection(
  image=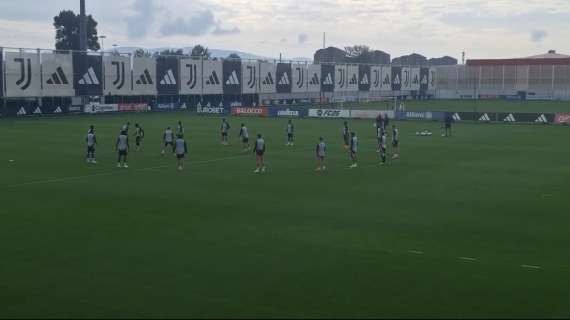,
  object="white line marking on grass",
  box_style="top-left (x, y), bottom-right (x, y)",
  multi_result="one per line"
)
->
top-left (408, 250), bottom-right (424, 255)
top-left (520, 264), bottom-right (542, 270)
top-left (459, 257), bottom-right (477, 261)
